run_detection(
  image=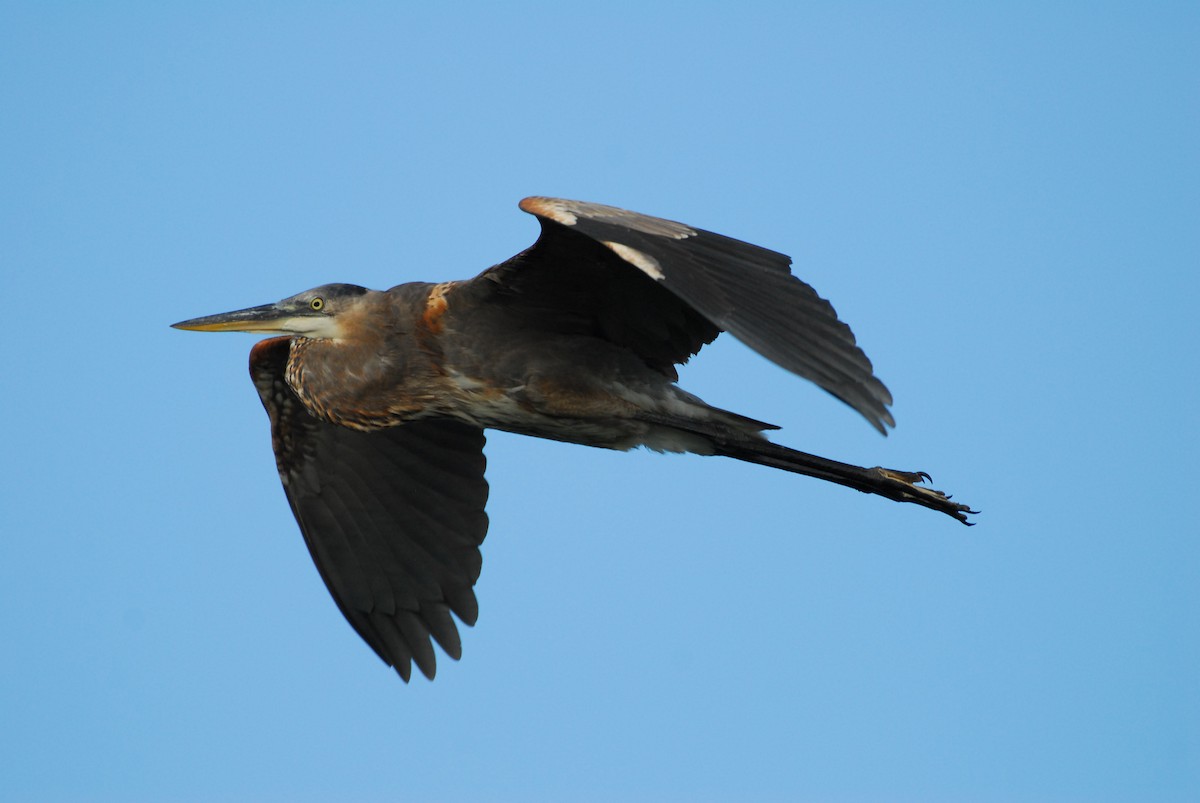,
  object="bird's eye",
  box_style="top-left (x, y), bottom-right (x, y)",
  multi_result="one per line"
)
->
top-left (310, 297), bottom-right (325, 311)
